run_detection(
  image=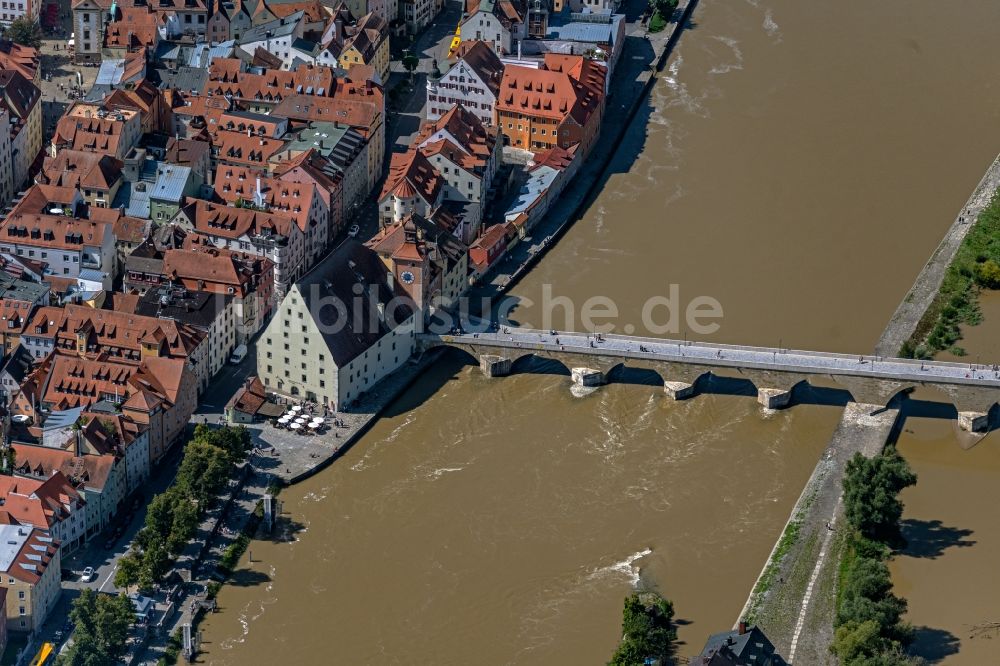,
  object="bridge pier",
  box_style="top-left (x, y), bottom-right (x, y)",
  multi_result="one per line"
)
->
top-left (480, 355), bottom-right (512, 378)
top-left (958, 411), bottom-right (990, 432)
top-left (663, 381), bottom-right (696, 400)
top-left (757, 387), bottom-right (793, 409)
top-left (571, 367), bottom-right (606, 387)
